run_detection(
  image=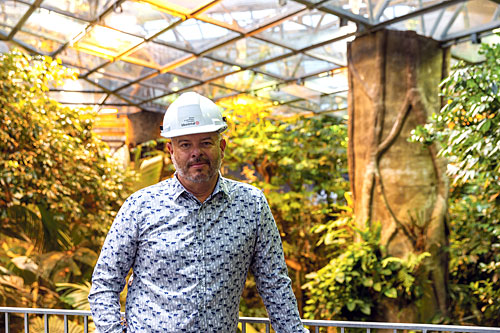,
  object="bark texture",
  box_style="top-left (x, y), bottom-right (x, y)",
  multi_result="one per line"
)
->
top-left (347, 29), bottom-right (450, 322)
